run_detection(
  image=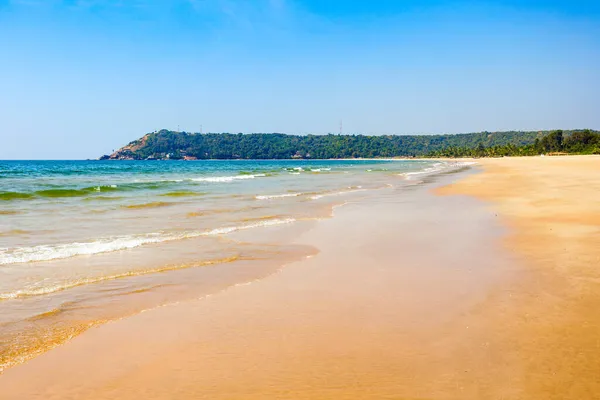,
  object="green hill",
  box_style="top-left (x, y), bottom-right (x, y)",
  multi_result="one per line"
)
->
top-left (101, 129), bottom-right (598, 160)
